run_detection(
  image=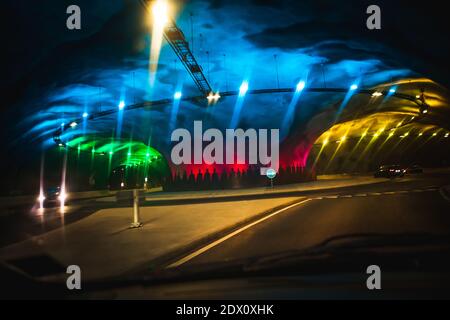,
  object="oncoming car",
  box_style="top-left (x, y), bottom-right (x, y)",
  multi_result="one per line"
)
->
top-left (37, 187), bottom-right (66, 207)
